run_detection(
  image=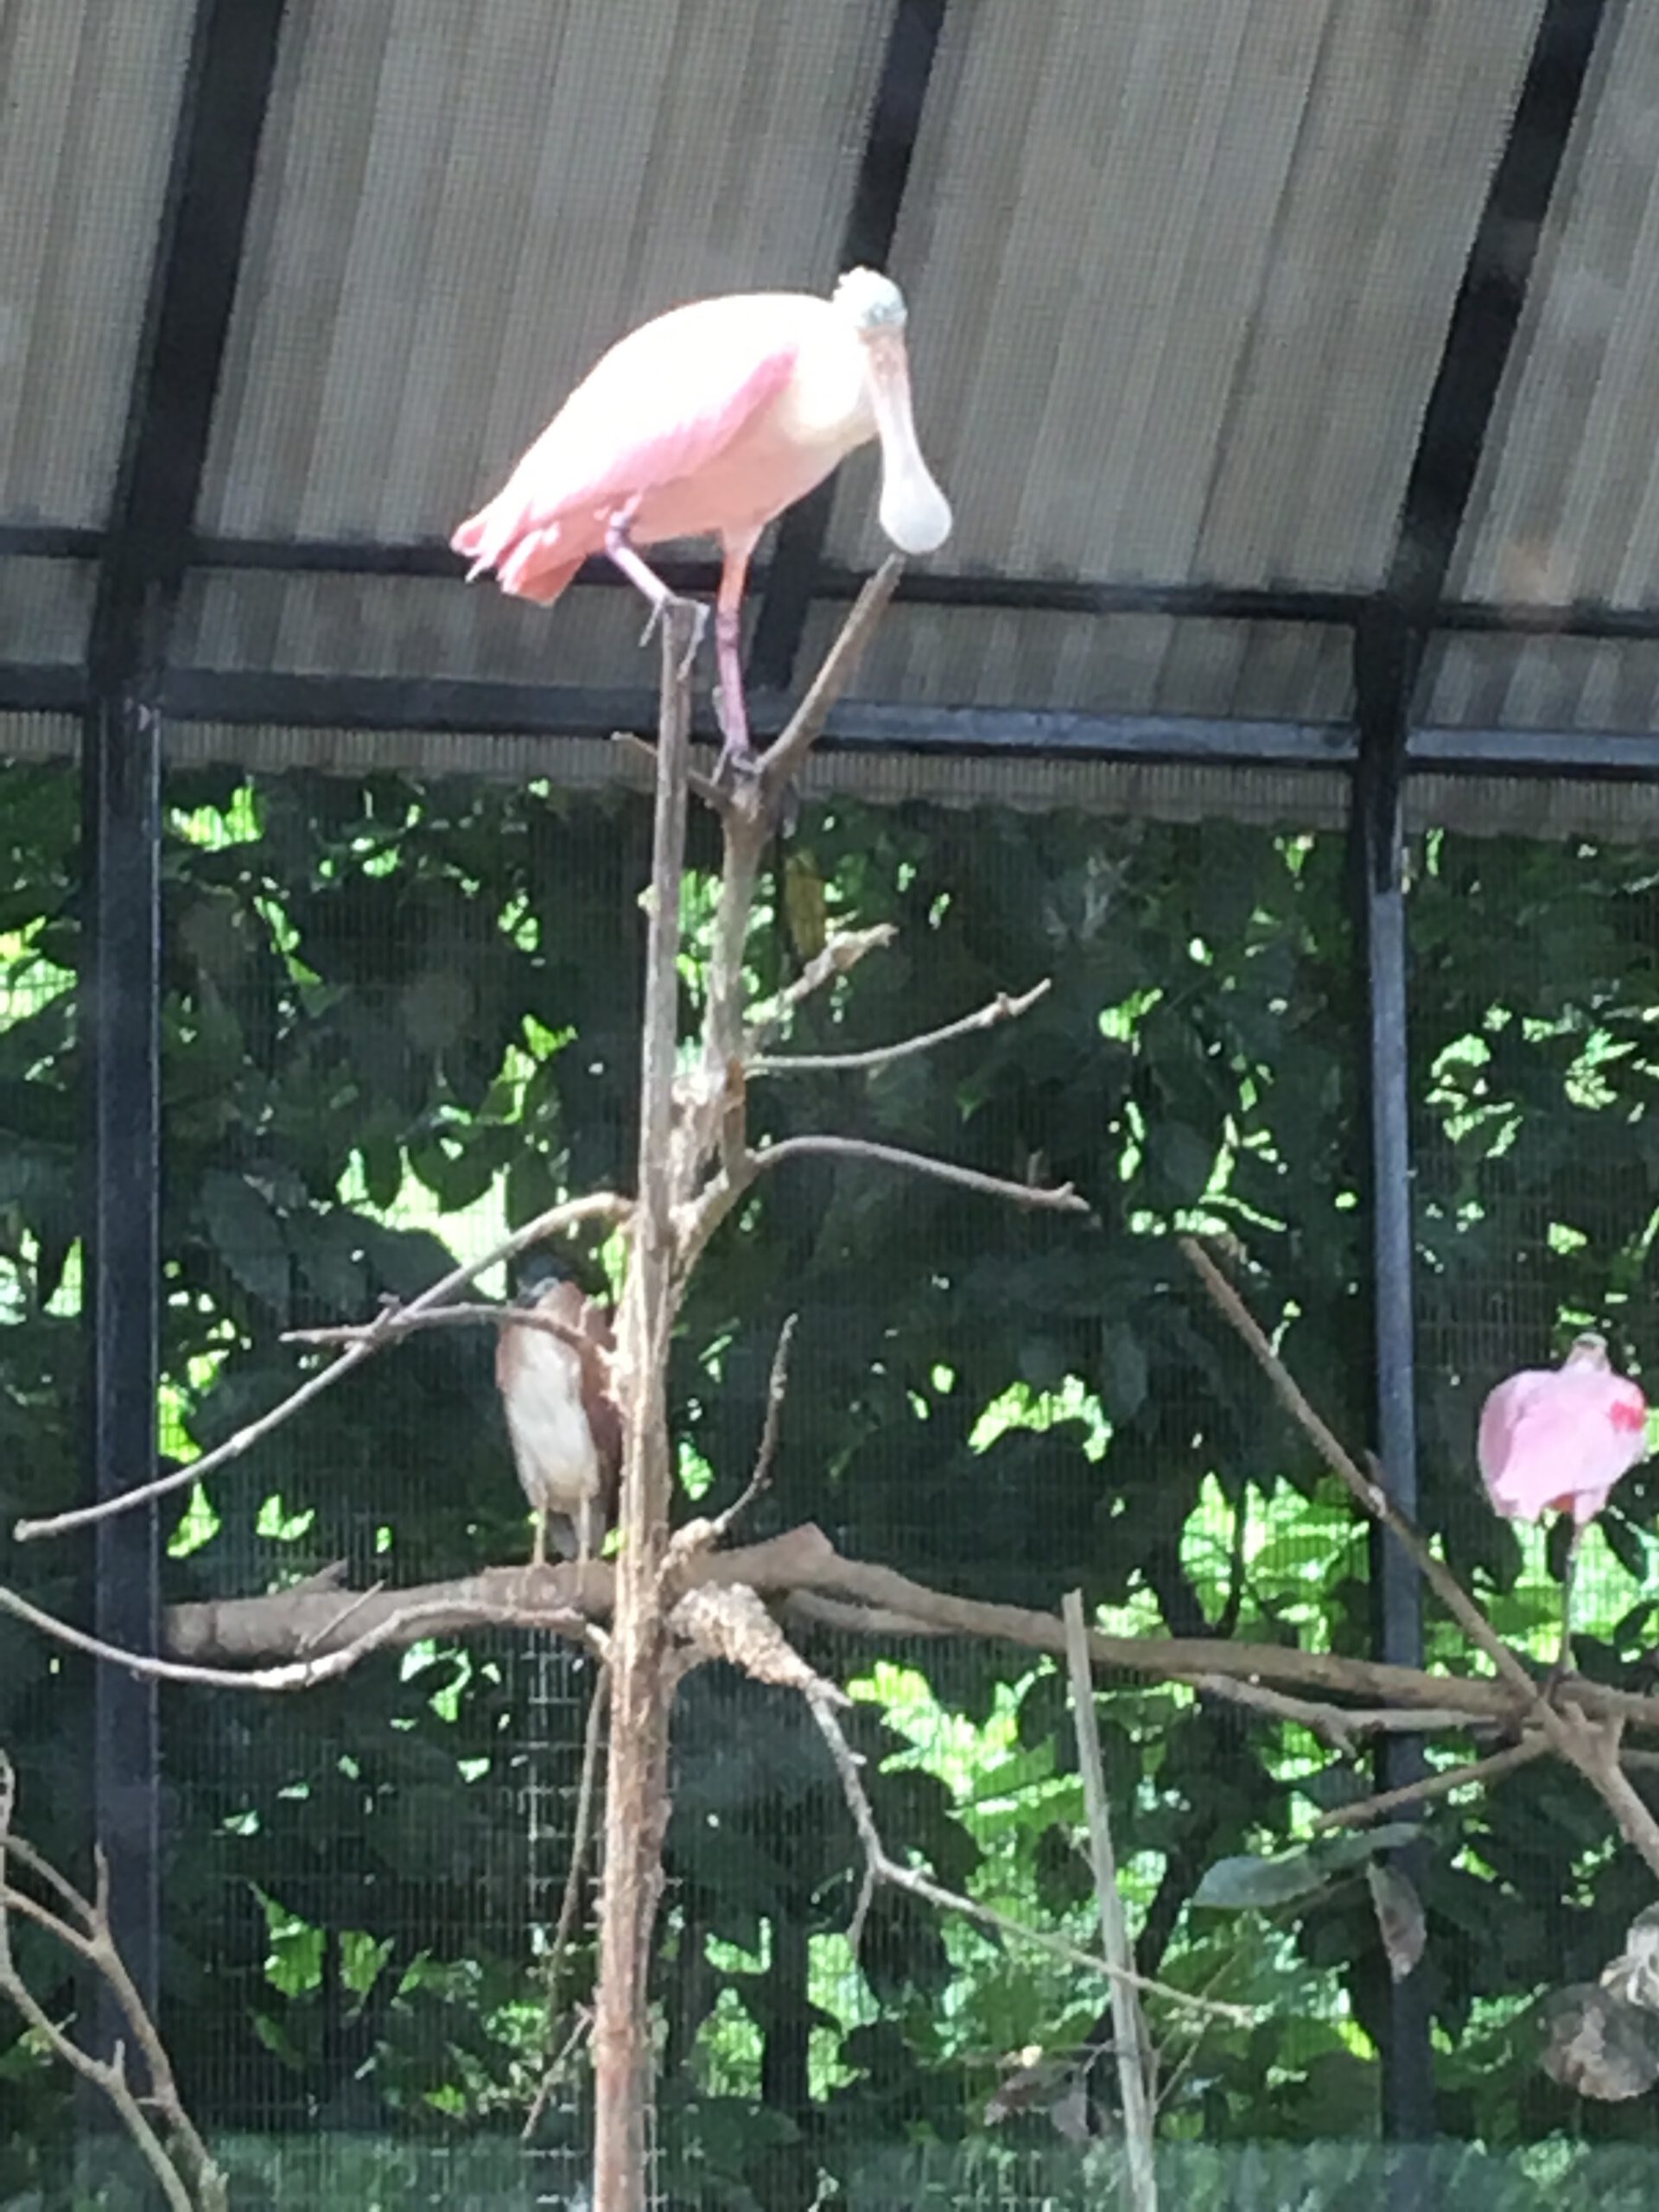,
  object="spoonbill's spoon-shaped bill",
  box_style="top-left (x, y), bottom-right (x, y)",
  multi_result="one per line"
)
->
top-left (451, 269), bottom-right (951, 772)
